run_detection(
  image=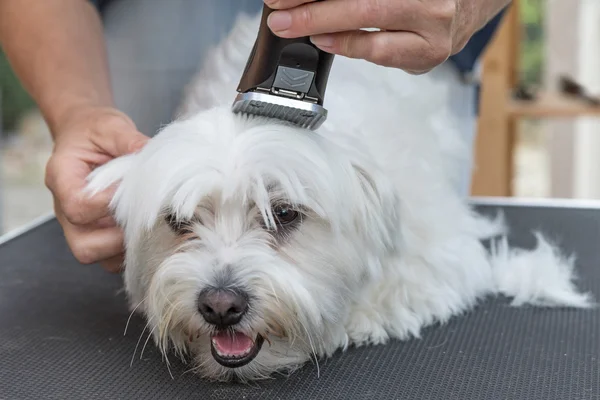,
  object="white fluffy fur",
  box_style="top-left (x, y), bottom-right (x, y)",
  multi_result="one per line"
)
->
top-left (85, 13), bottom-right (592, 382)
